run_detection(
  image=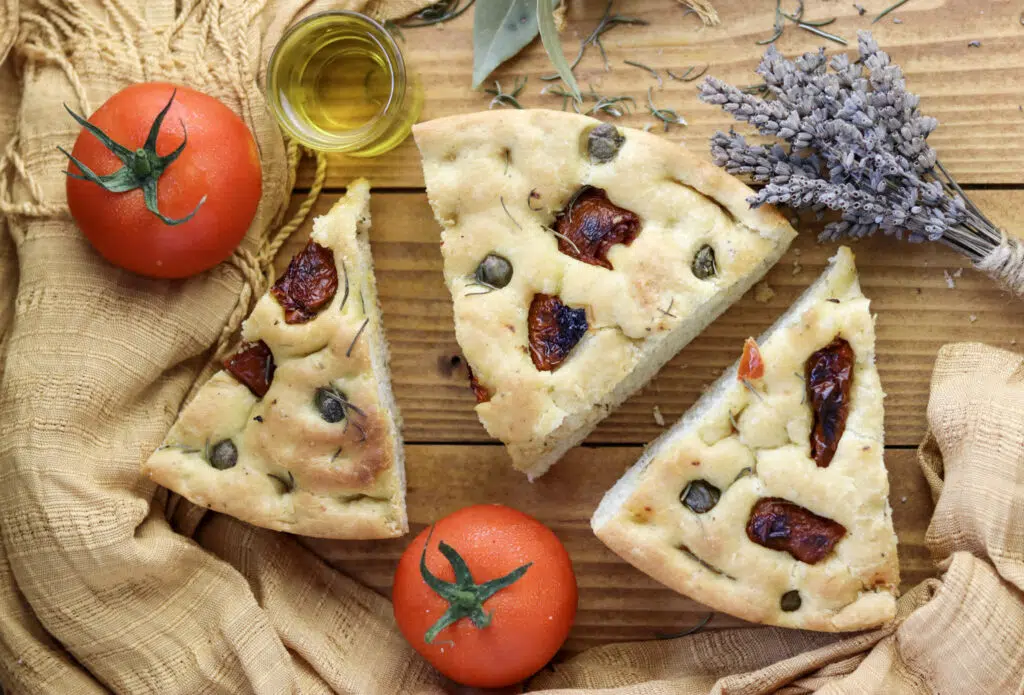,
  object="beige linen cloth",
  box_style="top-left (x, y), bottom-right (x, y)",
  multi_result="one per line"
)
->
top-left (1, 2), bottom-right (1023, 694)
